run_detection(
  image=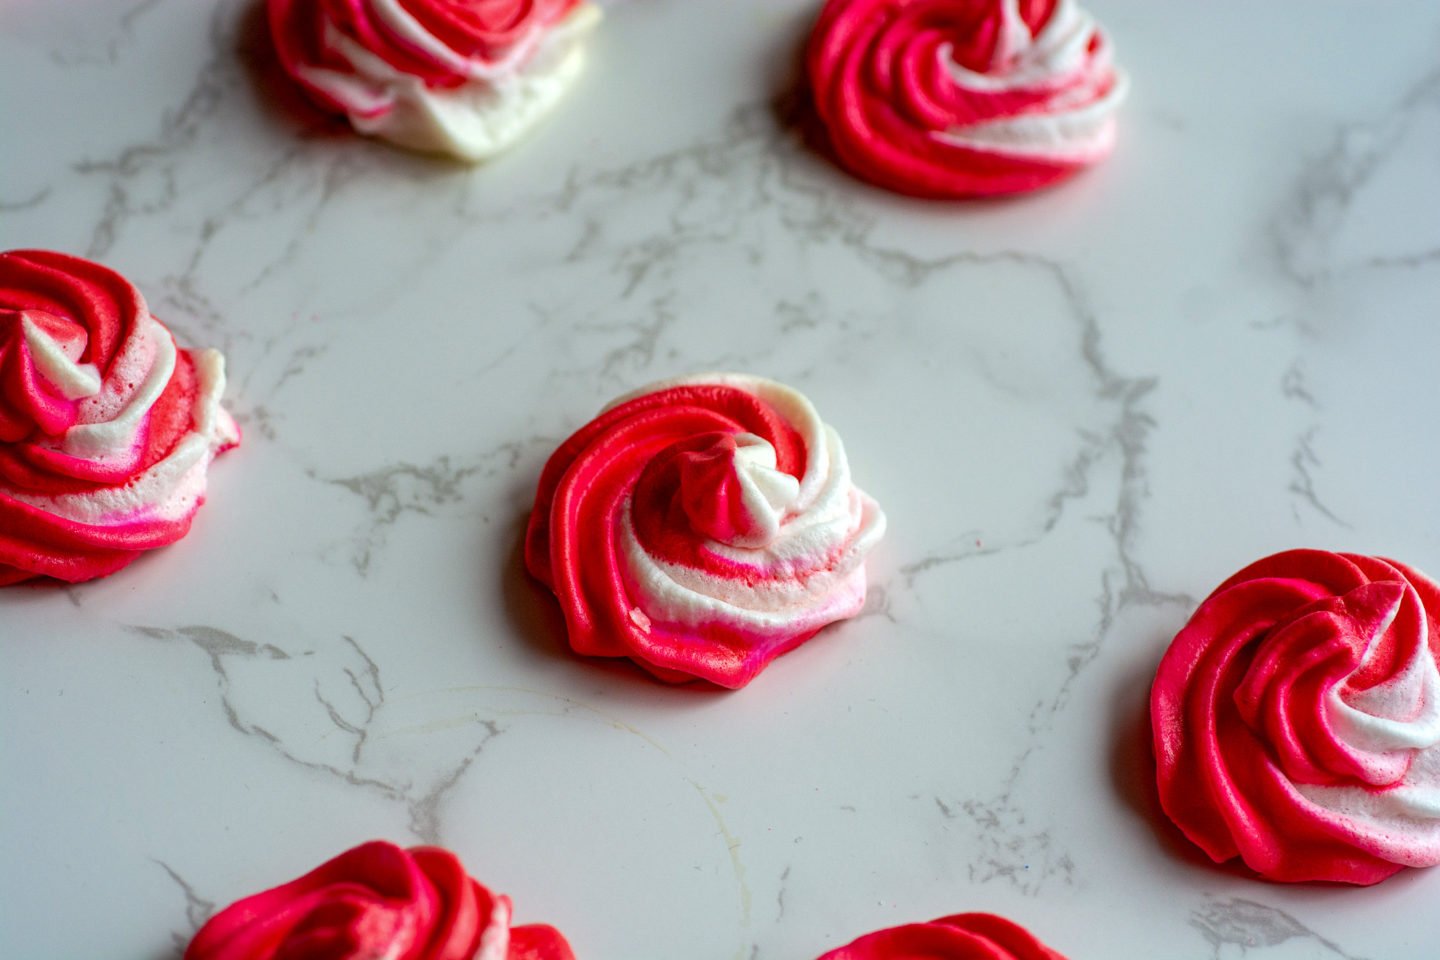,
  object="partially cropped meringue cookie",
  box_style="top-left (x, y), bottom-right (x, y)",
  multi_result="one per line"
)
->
top-left (818, 913), bottom-right (1067, 960)
top-left (1152, 549), bottom-right (1440, 884)
top-left (185, 840), bottom-right (577, 960)
top-left (525, 373), bottom-right (886, 689)
top-left (268, 0), bottom-right (600, 162)
top-left (807, 0), bottom-right (1128, 197)
top-left (0, 250), bottom-right (238, 585)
